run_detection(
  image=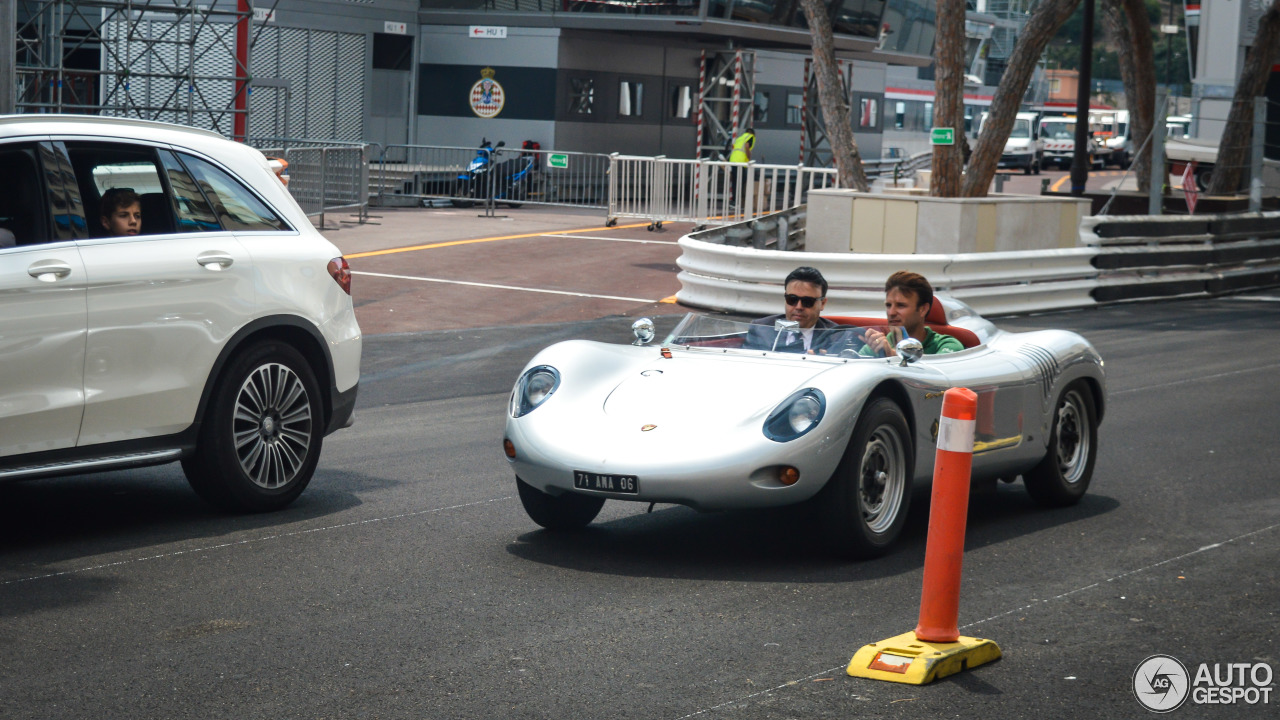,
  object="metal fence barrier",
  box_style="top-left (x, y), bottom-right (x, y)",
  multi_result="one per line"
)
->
top-left (257, 143), bottom-right (371, 226)
top-left (372, 144), bottom-right (611, 214)
top-left (608, 156), bottom-right (841, 230)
